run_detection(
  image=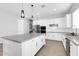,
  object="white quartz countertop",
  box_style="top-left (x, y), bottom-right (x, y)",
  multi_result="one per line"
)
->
top-left (65, 33), bottom-right (79, 46)
top-left (1, 33), bottom-right (43, 43)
